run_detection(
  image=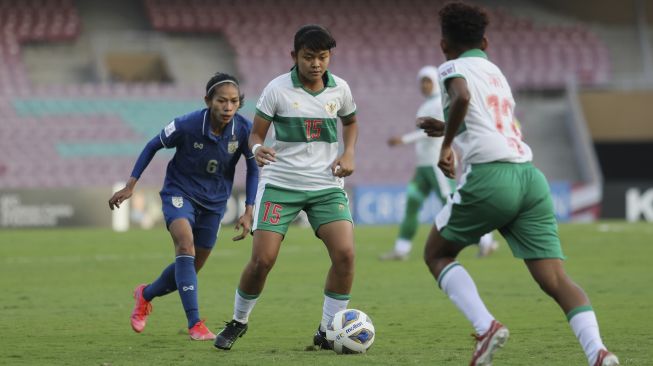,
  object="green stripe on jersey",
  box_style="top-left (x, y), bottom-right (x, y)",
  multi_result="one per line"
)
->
top-left (273, 115), bottom-right (338, 143)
